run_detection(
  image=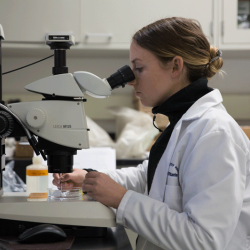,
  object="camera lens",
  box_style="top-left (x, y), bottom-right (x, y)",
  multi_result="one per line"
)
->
top-left (107, 65), bottom-right (135, 90)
